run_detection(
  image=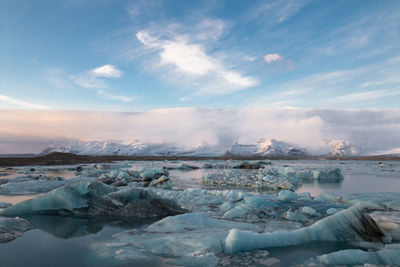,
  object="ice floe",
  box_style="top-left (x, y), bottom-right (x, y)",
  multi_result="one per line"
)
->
top-left (0, 176), bottom-right (93, 195)
top-left (224, 205), bottom-right (390, 253)
top-left (201, 167), bottom-right (344, 191)
top-left (316, 246), bottom-right (400, 265)
top-left (97, 212), bottom-right (260, 266)
top-left (0, 181), bottom-right (185, 220)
